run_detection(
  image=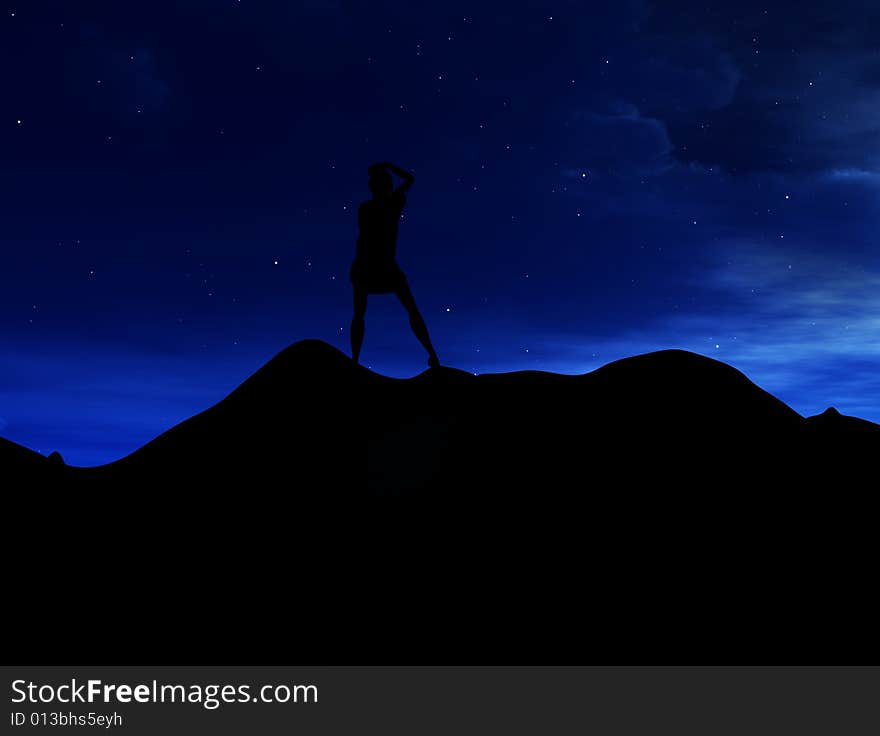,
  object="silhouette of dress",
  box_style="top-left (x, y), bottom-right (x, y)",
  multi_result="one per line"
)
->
top-left (350, 190), bottom-right (409, 293)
